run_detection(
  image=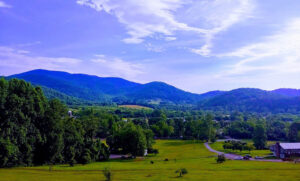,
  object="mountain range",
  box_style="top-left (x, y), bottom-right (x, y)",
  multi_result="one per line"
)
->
top-left (7, 69), bottom-right (300, 113)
